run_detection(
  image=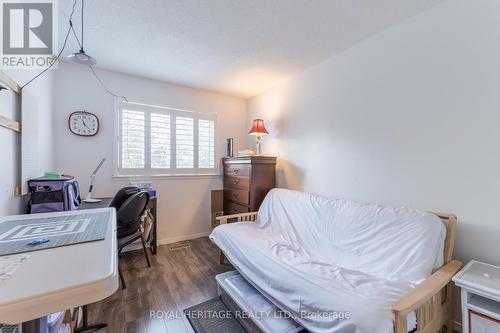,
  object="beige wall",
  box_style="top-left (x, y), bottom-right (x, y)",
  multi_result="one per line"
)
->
top-left (53, 62), bottom-right (247, 243)
top-left (248, 0), bottom-right (500, 269)
top-left (0, 69), bottom-right (54, 216)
